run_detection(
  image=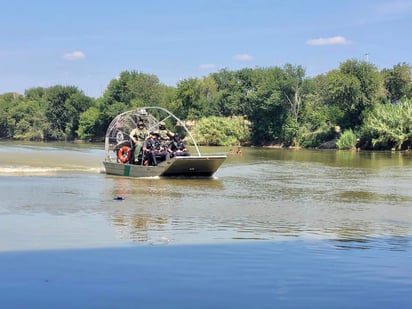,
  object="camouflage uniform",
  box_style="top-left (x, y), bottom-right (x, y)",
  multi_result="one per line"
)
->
top-left (129, 122), bottom-right (148, 162)
top-left (155, 121), bottom-right (174, 141)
